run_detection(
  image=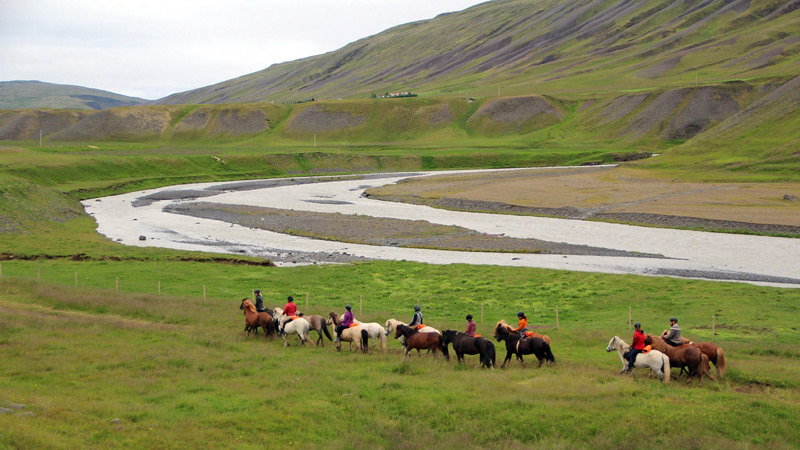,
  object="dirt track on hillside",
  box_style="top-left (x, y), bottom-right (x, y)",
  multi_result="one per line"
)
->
top-left (365, 167), bottom-right (800, 236)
